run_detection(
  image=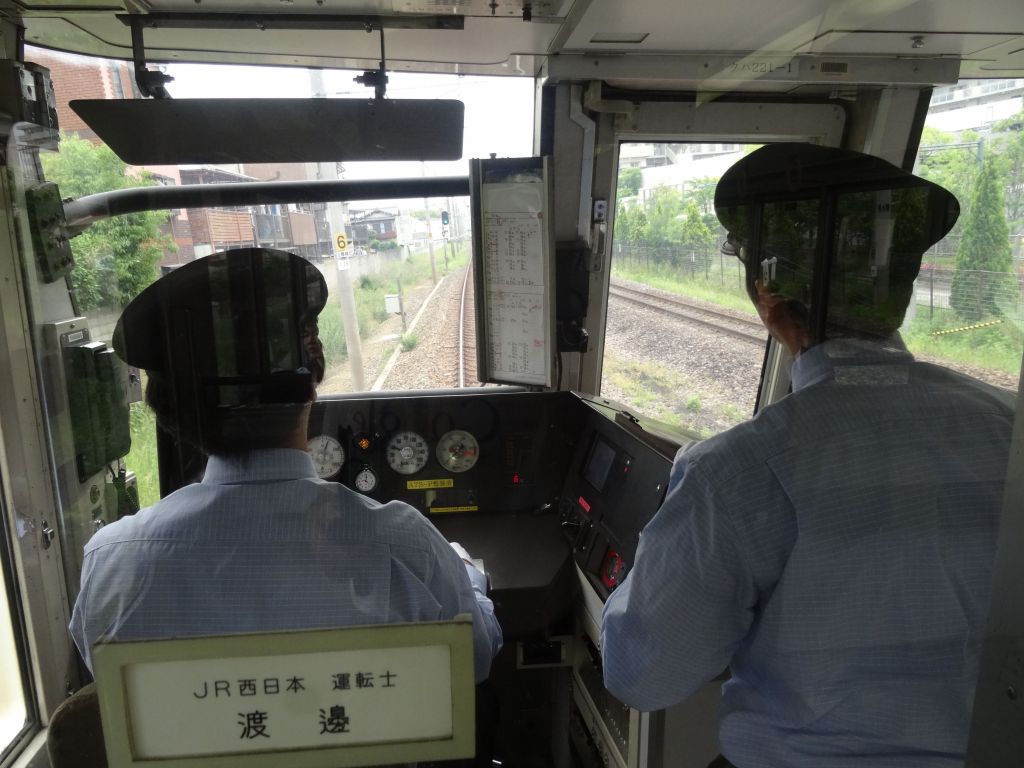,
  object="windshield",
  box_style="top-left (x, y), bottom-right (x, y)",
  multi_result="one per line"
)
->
top-left (26, 48), bottom-right (534, 506)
